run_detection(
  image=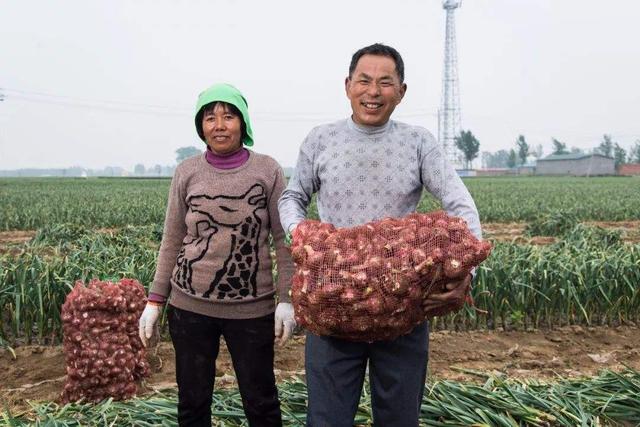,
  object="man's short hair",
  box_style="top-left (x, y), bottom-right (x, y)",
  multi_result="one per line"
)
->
top-left (348, 43), bottom-right (405, 83)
